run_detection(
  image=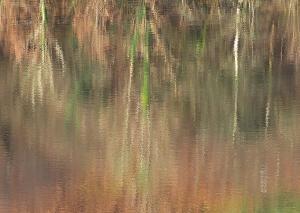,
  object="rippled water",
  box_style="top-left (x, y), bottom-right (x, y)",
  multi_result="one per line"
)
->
top-left (1, 1), bottom-right (300, 212)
